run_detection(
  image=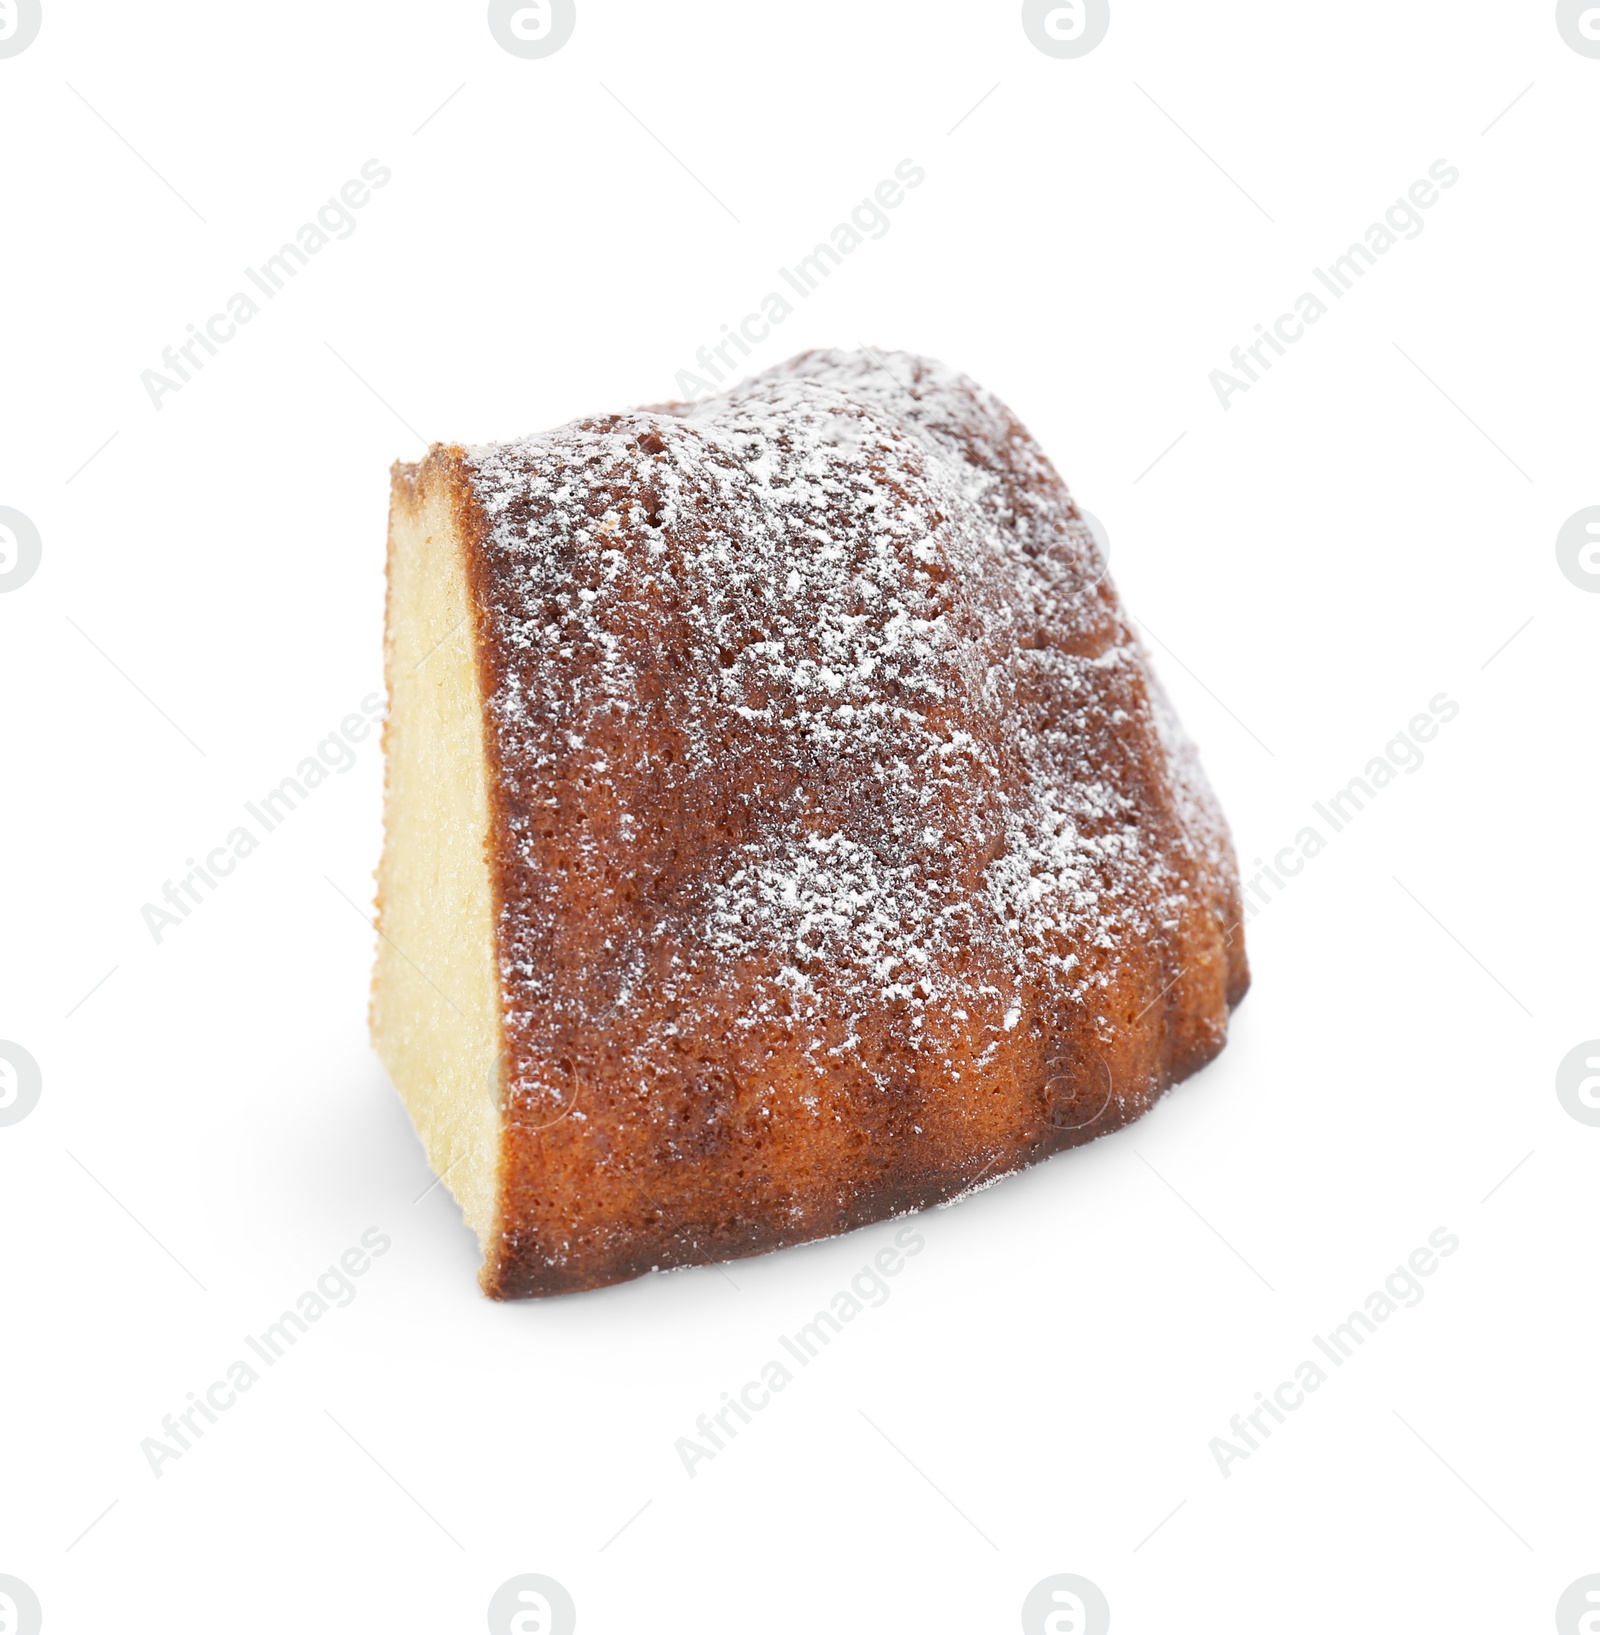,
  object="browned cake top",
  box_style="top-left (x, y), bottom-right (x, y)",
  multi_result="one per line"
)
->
top-left (459, 349), bottom-right (1232, 1188)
